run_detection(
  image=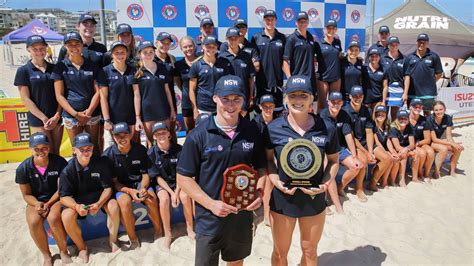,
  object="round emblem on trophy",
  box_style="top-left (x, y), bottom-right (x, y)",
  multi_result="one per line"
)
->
top-left (280, 139), bottom-right (322, 179)
top-left (234, 175), bottom-right (249, 190)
